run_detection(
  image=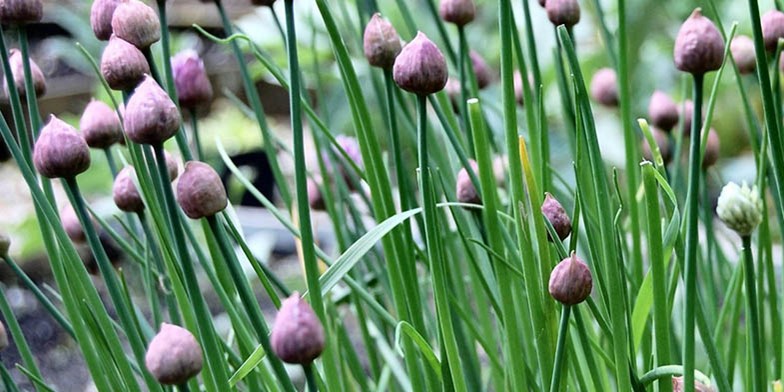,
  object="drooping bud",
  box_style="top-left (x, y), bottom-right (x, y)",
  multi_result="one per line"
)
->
top-left (730, 35), bottom-right (757, 74)
top-left (589, 68), bottom-right (618, 107)
top-left (111, 0), bottom-right (160, 49)
top-left (548, 252), bottom-right (592, 305)
top-left (100, 35), bottom-right (150, 91)
top-left (363, 13), bottom-right (402, 70)
top-left (648, 91), bottom-right (679, 132)
top-left (0, 0), bottom-right (43, 25)
top-left (80, 99), bottom-right (123, 149)
top-left (145, 323), bottom-right (203, 385)
top-left (165, 151), bottom-right (180, 181)
top-left (91, 0), bottom-right (120, 41)
top-left (456, 160), bottom-right (480, 204)
top-left (716, 182), bottom-right (763, 236)
top-left (0, 232), bottom-right (9, 258)
top-left (470, 51), bottom-right (492, 89)
top-left (641, 126), bottom-right (672, 165)
top-left (674, 8), bottom-right (725, 75)
top-left (439, 0), bottom-right (475, 26)
top-left (680, 100), bottom-right (704, 137)
top-left (171, 50), bottom-right (213, 109)
top-left (33, 116), bottom-right (91, 179)
top-left (541, 192), bottom-right (571, 241)
top-left (762, 10), bottom-right (784, 52)
top-left (250, 0), bottom-right (277, 6)
top-left (4, 49), bottom-right (46, 98)
top-left (124, 75), bottom-right (180, 145)
top-left (672, 376), bottom-right (714, 392)
top-left (308, 178), bottom-right (326, 211)
top-left (393, 32), bottom-right (448, 95)
top-left (702, 128), bottom-right (720, 169)
top-left (545, 0), bottom-right (580, 28)
top-left (270, 293), bottom-right (325, 365)
top-left (176, 161), bottom-right (228, 219)
top-left (113, 166), bottom-right (144, 213)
